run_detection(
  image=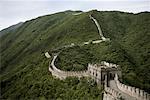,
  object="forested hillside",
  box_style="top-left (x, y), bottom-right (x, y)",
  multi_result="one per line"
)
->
top-left (0, 10), bottom-right (150, 99)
